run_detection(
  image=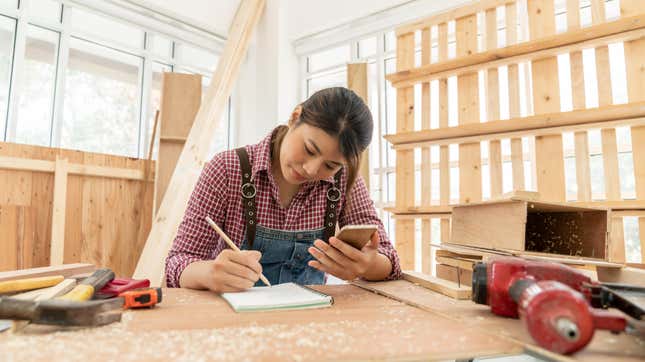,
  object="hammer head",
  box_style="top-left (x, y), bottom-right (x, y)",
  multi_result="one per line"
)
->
top-left (0, 297), bottom-right (123, 326)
